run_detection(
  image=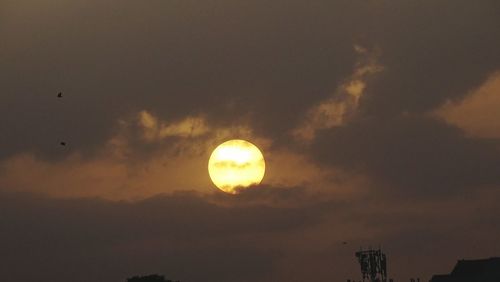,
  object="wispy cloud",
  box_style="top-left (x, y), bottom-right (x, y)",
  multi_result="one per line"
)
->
top-left (138, 111), bottom-right (210, 141)
top-left (292, 45), bottom-right (383, 142)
